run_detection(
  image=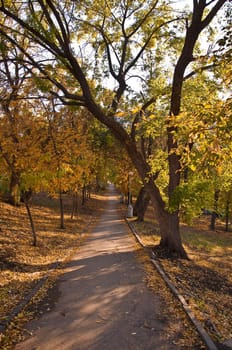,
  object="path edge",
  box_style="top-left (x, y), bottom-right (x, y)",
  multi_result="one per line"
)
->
top-left (125, 218), bottom-right (219, 350)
